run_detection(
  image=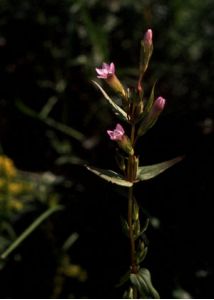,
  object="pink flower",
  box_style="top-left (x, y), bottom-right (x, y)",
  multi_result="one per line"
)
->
top-left (107, 123), bottom-right (125, 141)
top-left (153, 96), bottom-right (166, 112)
top-left (144, 29), bottom-right (153, 46)
top-left (95, 62), bottom-right (115, 79)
